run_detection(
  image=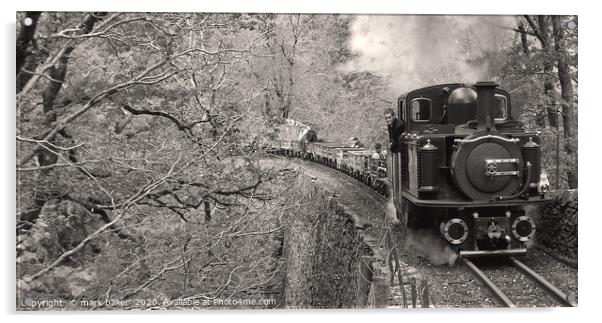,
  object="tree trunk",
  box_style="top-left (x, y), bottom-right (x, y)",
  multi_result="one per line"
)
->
top-left (517, 21), bottom-right (529, 55)
top-left (16, 12), bottom-right (44, 93)
top-left (283, 62), bottom-right (294, 119)
top-left (16, 11), bottom-right (42, 75)
top-left (523, 16), bottom-right (556, 128)
top-left (535, 16), bottom-right (559, 129)
top-left (22, 13), bottom-right (107, 228)
top-left (552, 15), bottom-right (578, 188)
